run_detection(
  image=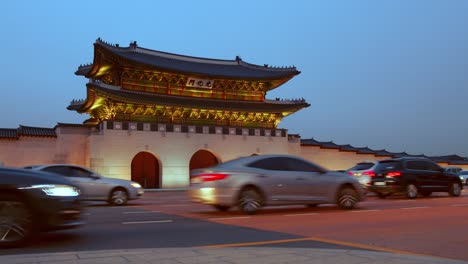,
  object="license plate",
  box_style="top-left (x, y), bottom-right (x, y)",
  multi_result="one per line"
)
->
top-left (374, 182), bottom-right (386, 186)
